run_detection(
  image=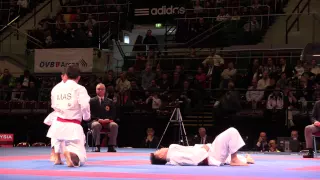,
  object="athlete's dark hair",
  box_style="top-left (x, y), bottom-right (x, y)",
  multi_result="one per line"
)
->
top-left (66, 64), bottom-right (80, 80)
top-left (70, 152), bottom-right (80, 166)
top-left (150, 153), bottom-right (167, 165)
